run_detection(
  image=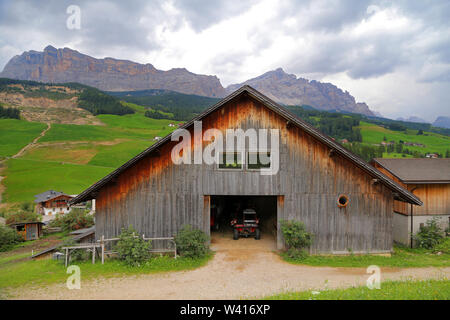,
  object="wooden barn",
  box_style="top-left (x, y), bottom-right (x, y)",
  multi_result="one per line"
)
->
top-left (372, 158), bottom-right (450, 246)
top-left (70, 86), bottom-right (421, 254)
